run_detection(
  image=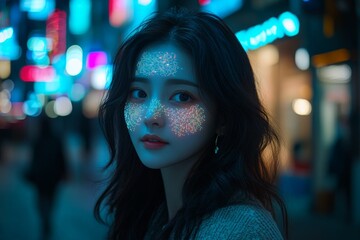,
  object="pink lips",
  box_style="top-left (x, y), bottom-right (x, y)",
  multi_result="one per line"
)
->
top-left (141, 134), bottom-right (168, 149)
